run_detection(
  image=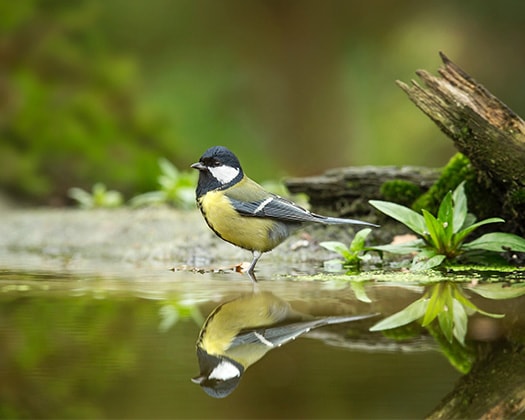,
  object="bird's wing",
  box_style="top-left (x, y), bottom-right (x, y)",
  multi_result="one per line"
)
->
top-left (230, 314), bottom-right (378, 349)
top-left (228, 195), bottom-right (318, 223)
top-left (230, 322), bottom-right (318, 349)
top-left (224, 176), bottom-right (377, 226)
